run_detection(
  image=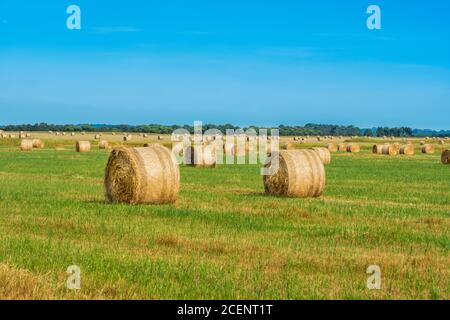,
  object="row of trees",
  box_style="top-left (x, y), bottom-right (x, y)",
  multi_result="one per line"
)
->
top-left (2, 122), bottom-right (447, 137)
